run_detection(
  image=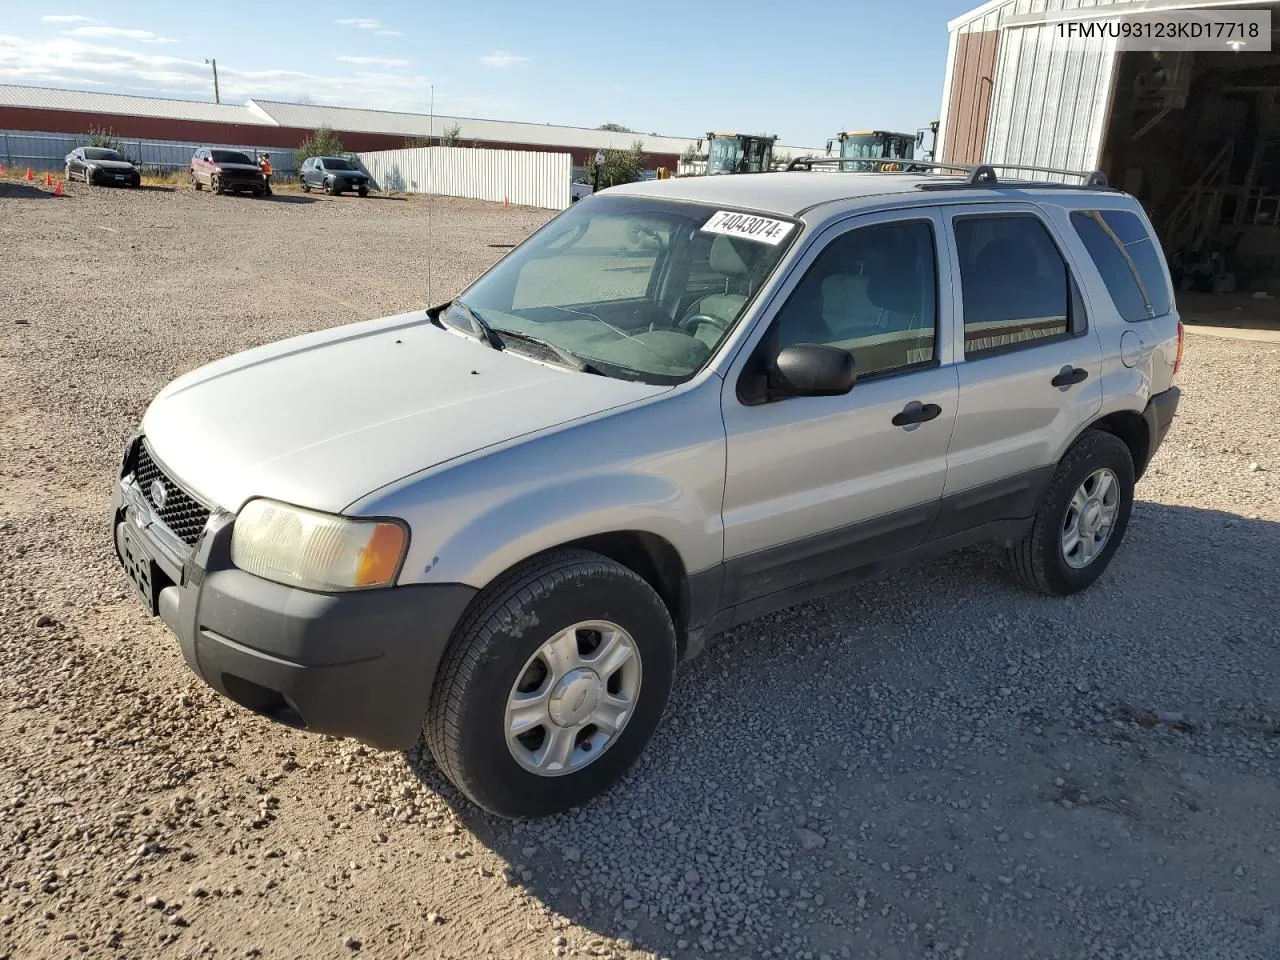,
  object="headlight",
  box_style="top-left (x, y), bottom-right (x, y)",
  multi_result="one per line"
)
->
top-left (231, 499), bottom-right (408, 591)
